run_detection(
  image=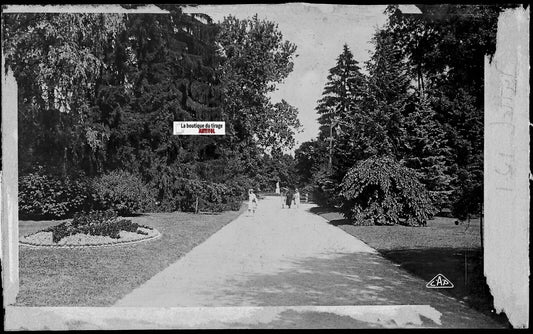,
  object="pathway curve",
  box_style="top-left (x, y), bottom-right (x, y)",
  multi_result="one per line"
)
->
top-left (113, 196), bottom-right (504, 329)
